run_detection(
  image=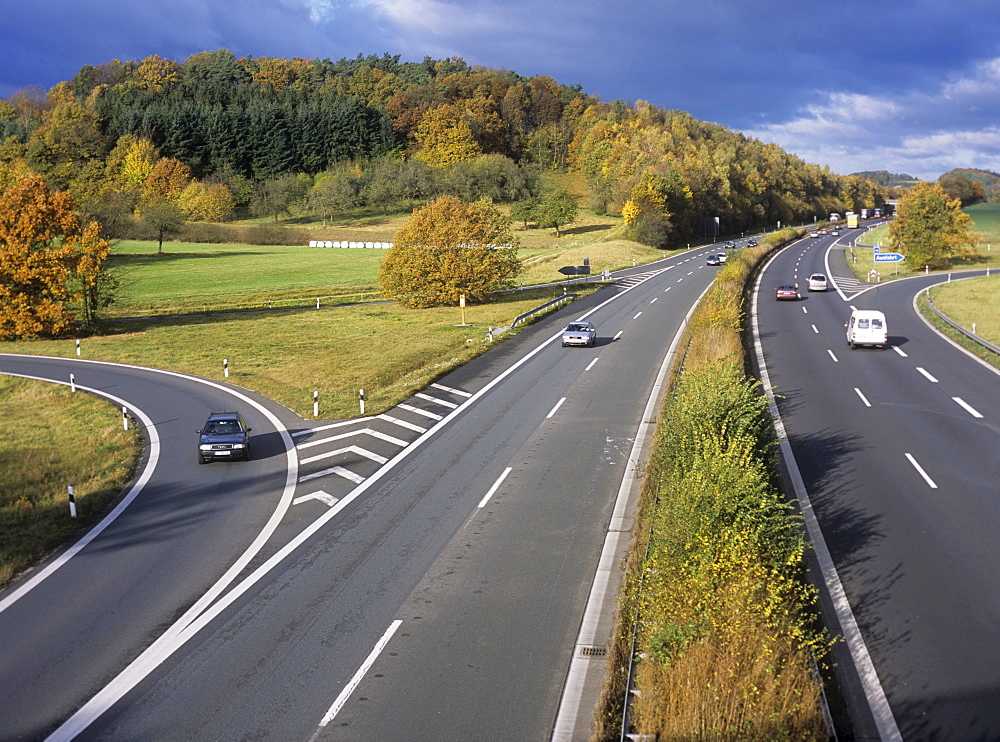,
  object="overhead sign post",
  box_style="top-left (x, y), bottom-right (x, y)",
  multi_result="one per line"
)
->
top-left (874, 252), bottom-right (904, 275)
